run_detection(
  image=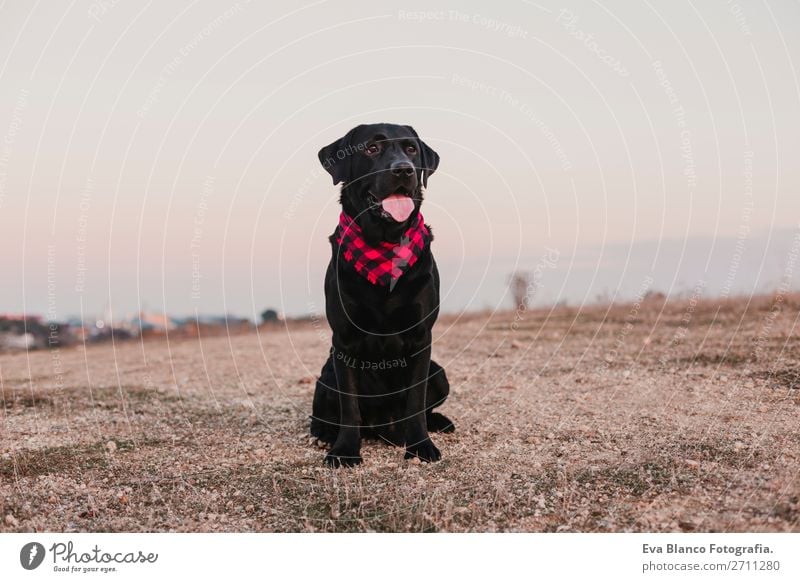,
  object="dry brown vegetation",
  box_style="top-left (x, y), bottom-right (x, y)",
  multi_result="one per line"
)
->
top-left (1, 293), bottom-right (799, 532)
